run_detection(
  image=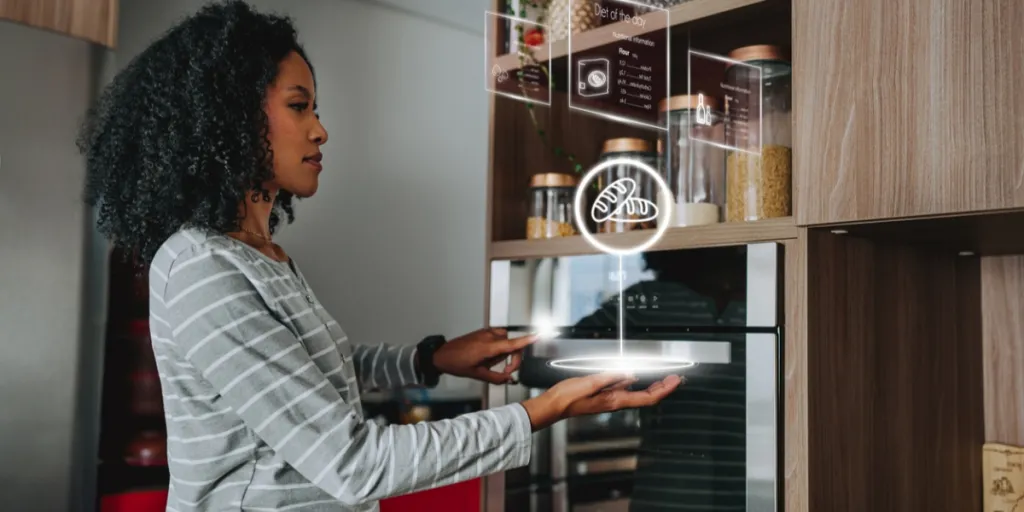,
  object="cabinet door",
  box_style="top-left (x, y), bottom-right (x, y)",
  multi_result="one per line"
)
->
top-left (793, 0), bottom-right (1024, 225)
top-left (0, 0), bottom-right (118, 48)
